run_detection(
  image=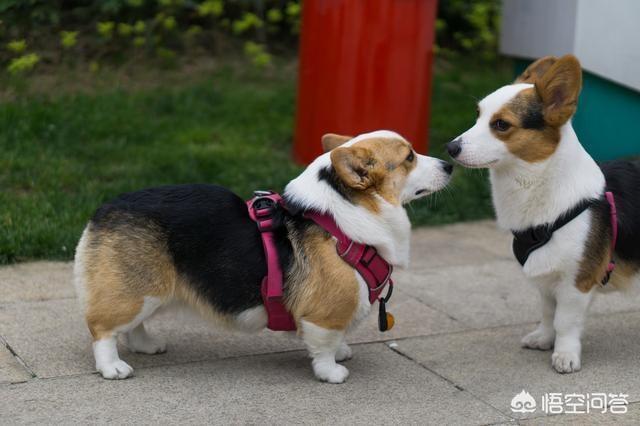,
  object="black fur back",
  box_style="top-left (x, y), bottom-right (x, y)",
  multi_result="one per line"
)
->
top-left (91, 184), bottom-right (294, 314)
top-left (598, 160), bottom-right (640, 263)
